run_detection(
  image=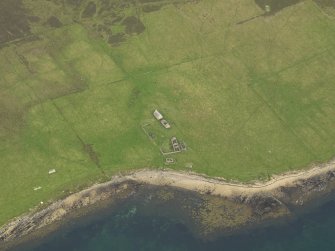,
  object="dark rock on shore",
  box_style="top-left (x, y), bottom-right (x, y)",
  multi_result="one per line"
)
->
top-left (3, 168), bottom-right (335, 248)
